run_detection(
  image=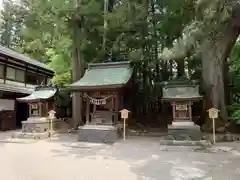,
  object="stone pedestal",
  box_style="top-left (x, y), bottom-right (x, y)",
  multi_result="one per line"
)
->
top-left (167, 121), bottom-right (201, 141)
top-left (21, 117), bottom-right (61, 133)
top-left (22, 117), bottom-right (60, 133)
top-left (78, 125), bottom-right (119, 144)
top-left (12, 117), bottom-right (62, 140)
